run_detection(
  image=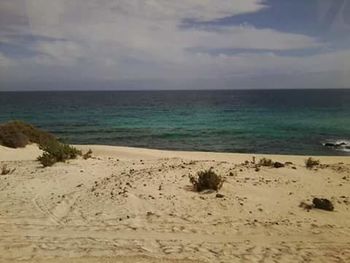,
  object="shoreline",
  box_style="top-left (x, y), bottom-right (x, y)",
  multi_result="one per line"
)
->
top-left (1, 143), bottom-right (350, 163)
top-left (76, 144), bottom-right (350, 161)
